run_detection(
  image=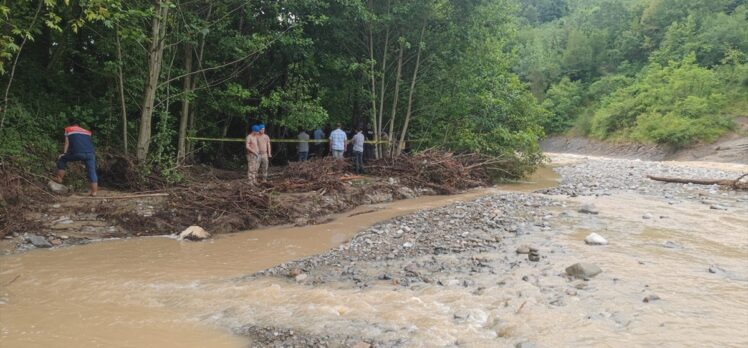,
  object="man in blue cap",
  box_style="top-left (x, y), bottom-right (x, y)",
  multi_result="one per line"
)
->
top-left (245, 125), bottom-right (260, 184)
